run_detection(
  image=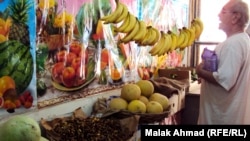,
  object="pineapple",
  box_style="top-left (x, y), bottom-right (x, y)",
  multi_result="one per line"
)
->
top-left (8, 0), bottom-right (31, 46)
